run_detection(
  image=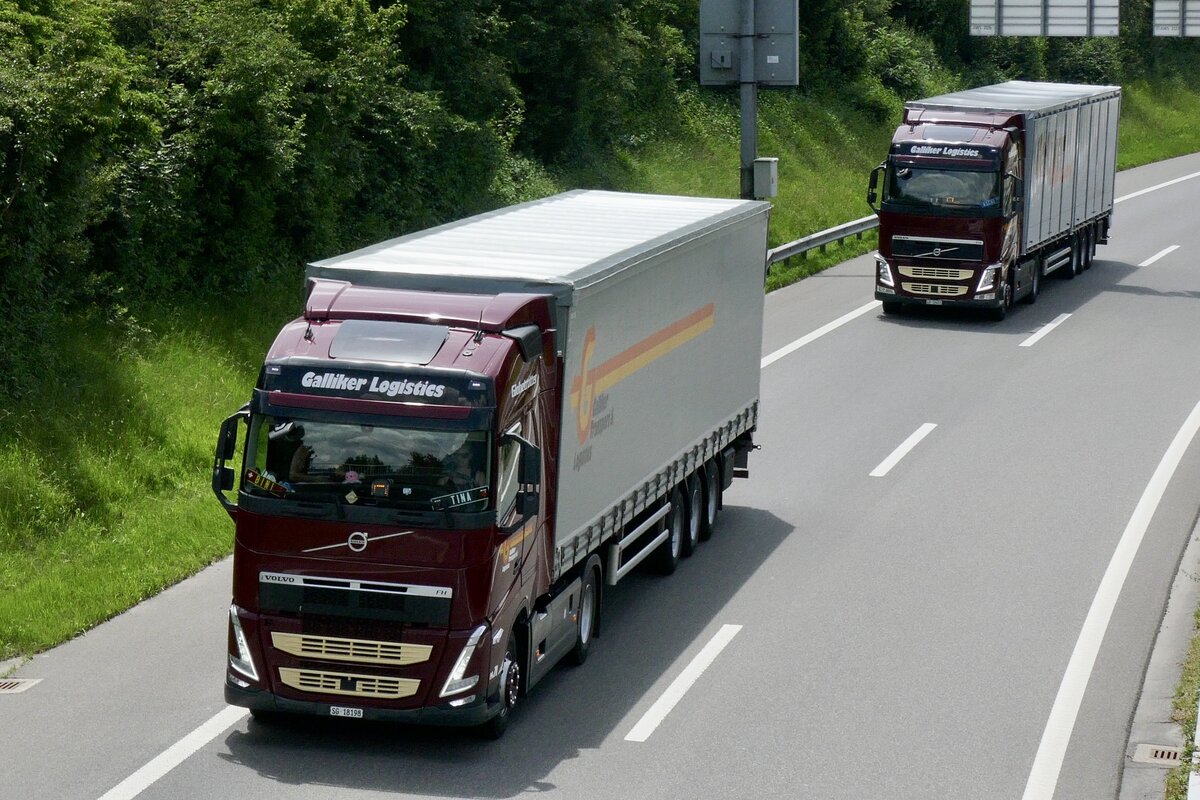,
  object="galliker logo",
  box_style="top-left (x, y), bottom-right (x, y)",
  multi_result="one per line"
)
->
top-left (510, 374), bottom-right (538, 398)
top-left (570, 304), bottom-right (715, 460)
top-left (302, 371), bottom-right (446, 399)
top-left (909, 145), bottom-right (982, 158)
